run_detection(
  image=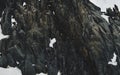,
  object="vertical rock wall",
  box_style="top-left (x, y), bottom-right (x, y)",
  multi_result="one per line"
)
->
top-left (0, 0), bottom-right (120, 75)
